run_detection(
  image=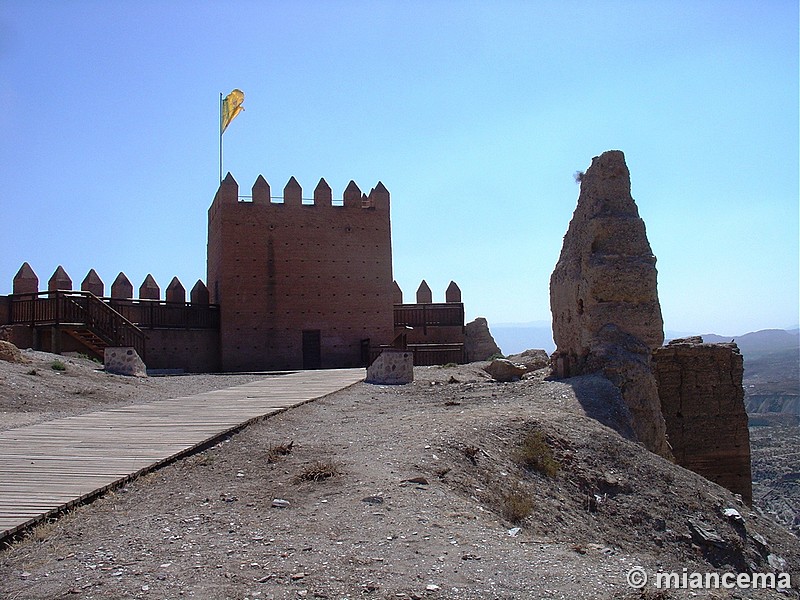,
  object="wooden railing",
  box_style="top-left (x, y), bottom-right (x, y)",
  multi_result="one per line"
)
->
top-left (10, 291), bottom-right (146, 359)
top-left (105, 298), bottom-right (219, 329)
top-left (394, 303), bottom-right (464, 329)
